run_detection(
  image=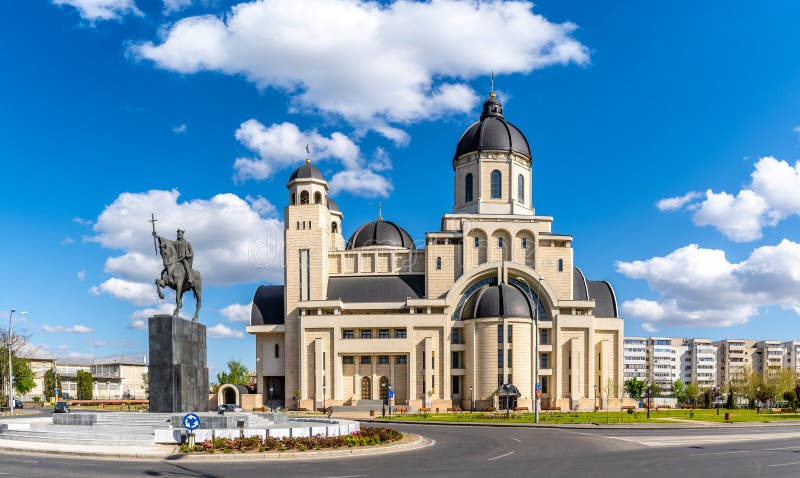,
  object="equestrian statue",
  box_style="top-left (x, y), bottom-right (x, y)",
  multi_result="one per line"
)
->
top-left (151, 214), bottom-right (203, 321)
